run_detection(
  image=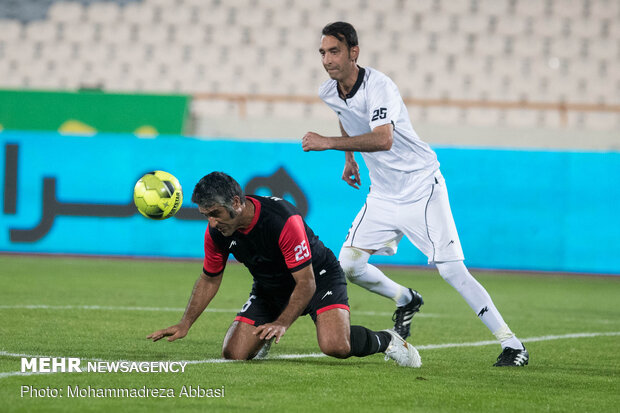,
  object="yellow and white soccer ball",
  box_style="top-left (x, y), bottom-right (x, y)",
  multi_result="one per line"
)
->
top-left (133, 171), bottom-right (183, 220)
